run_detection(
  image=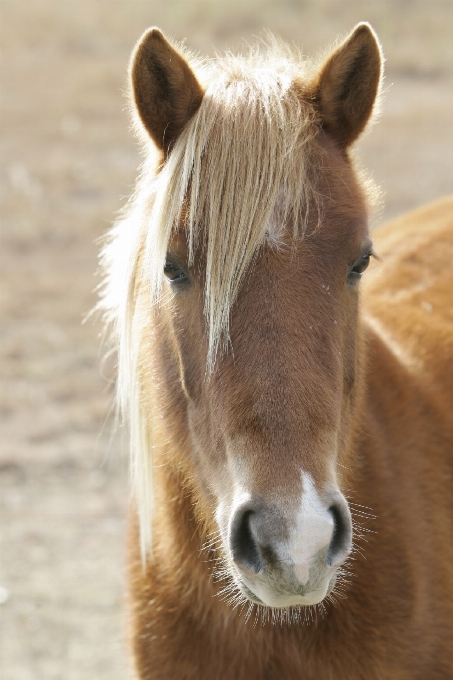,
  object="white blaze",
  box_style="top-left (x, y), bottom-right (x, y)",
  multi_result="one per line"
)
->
top-left (289, 472), bottom-right (335, 585)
